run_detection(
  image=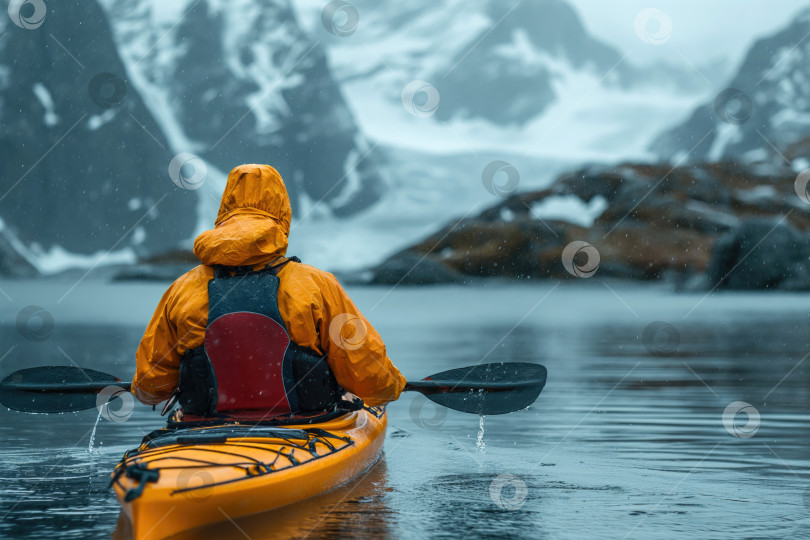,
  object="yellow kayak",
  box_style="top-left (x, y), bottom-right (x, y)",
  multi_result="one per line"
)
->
top-left (111, 406), bottom-right (387, 539)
